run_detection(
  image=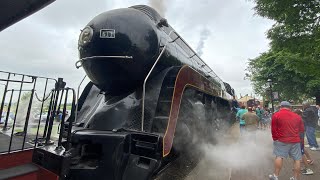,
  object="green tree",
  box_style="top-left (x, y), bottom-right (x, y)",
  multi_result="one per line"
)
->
top-left (247, 0), bottom-right (320, 104)
top-left (247, 51), bottom-right (313, 102)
